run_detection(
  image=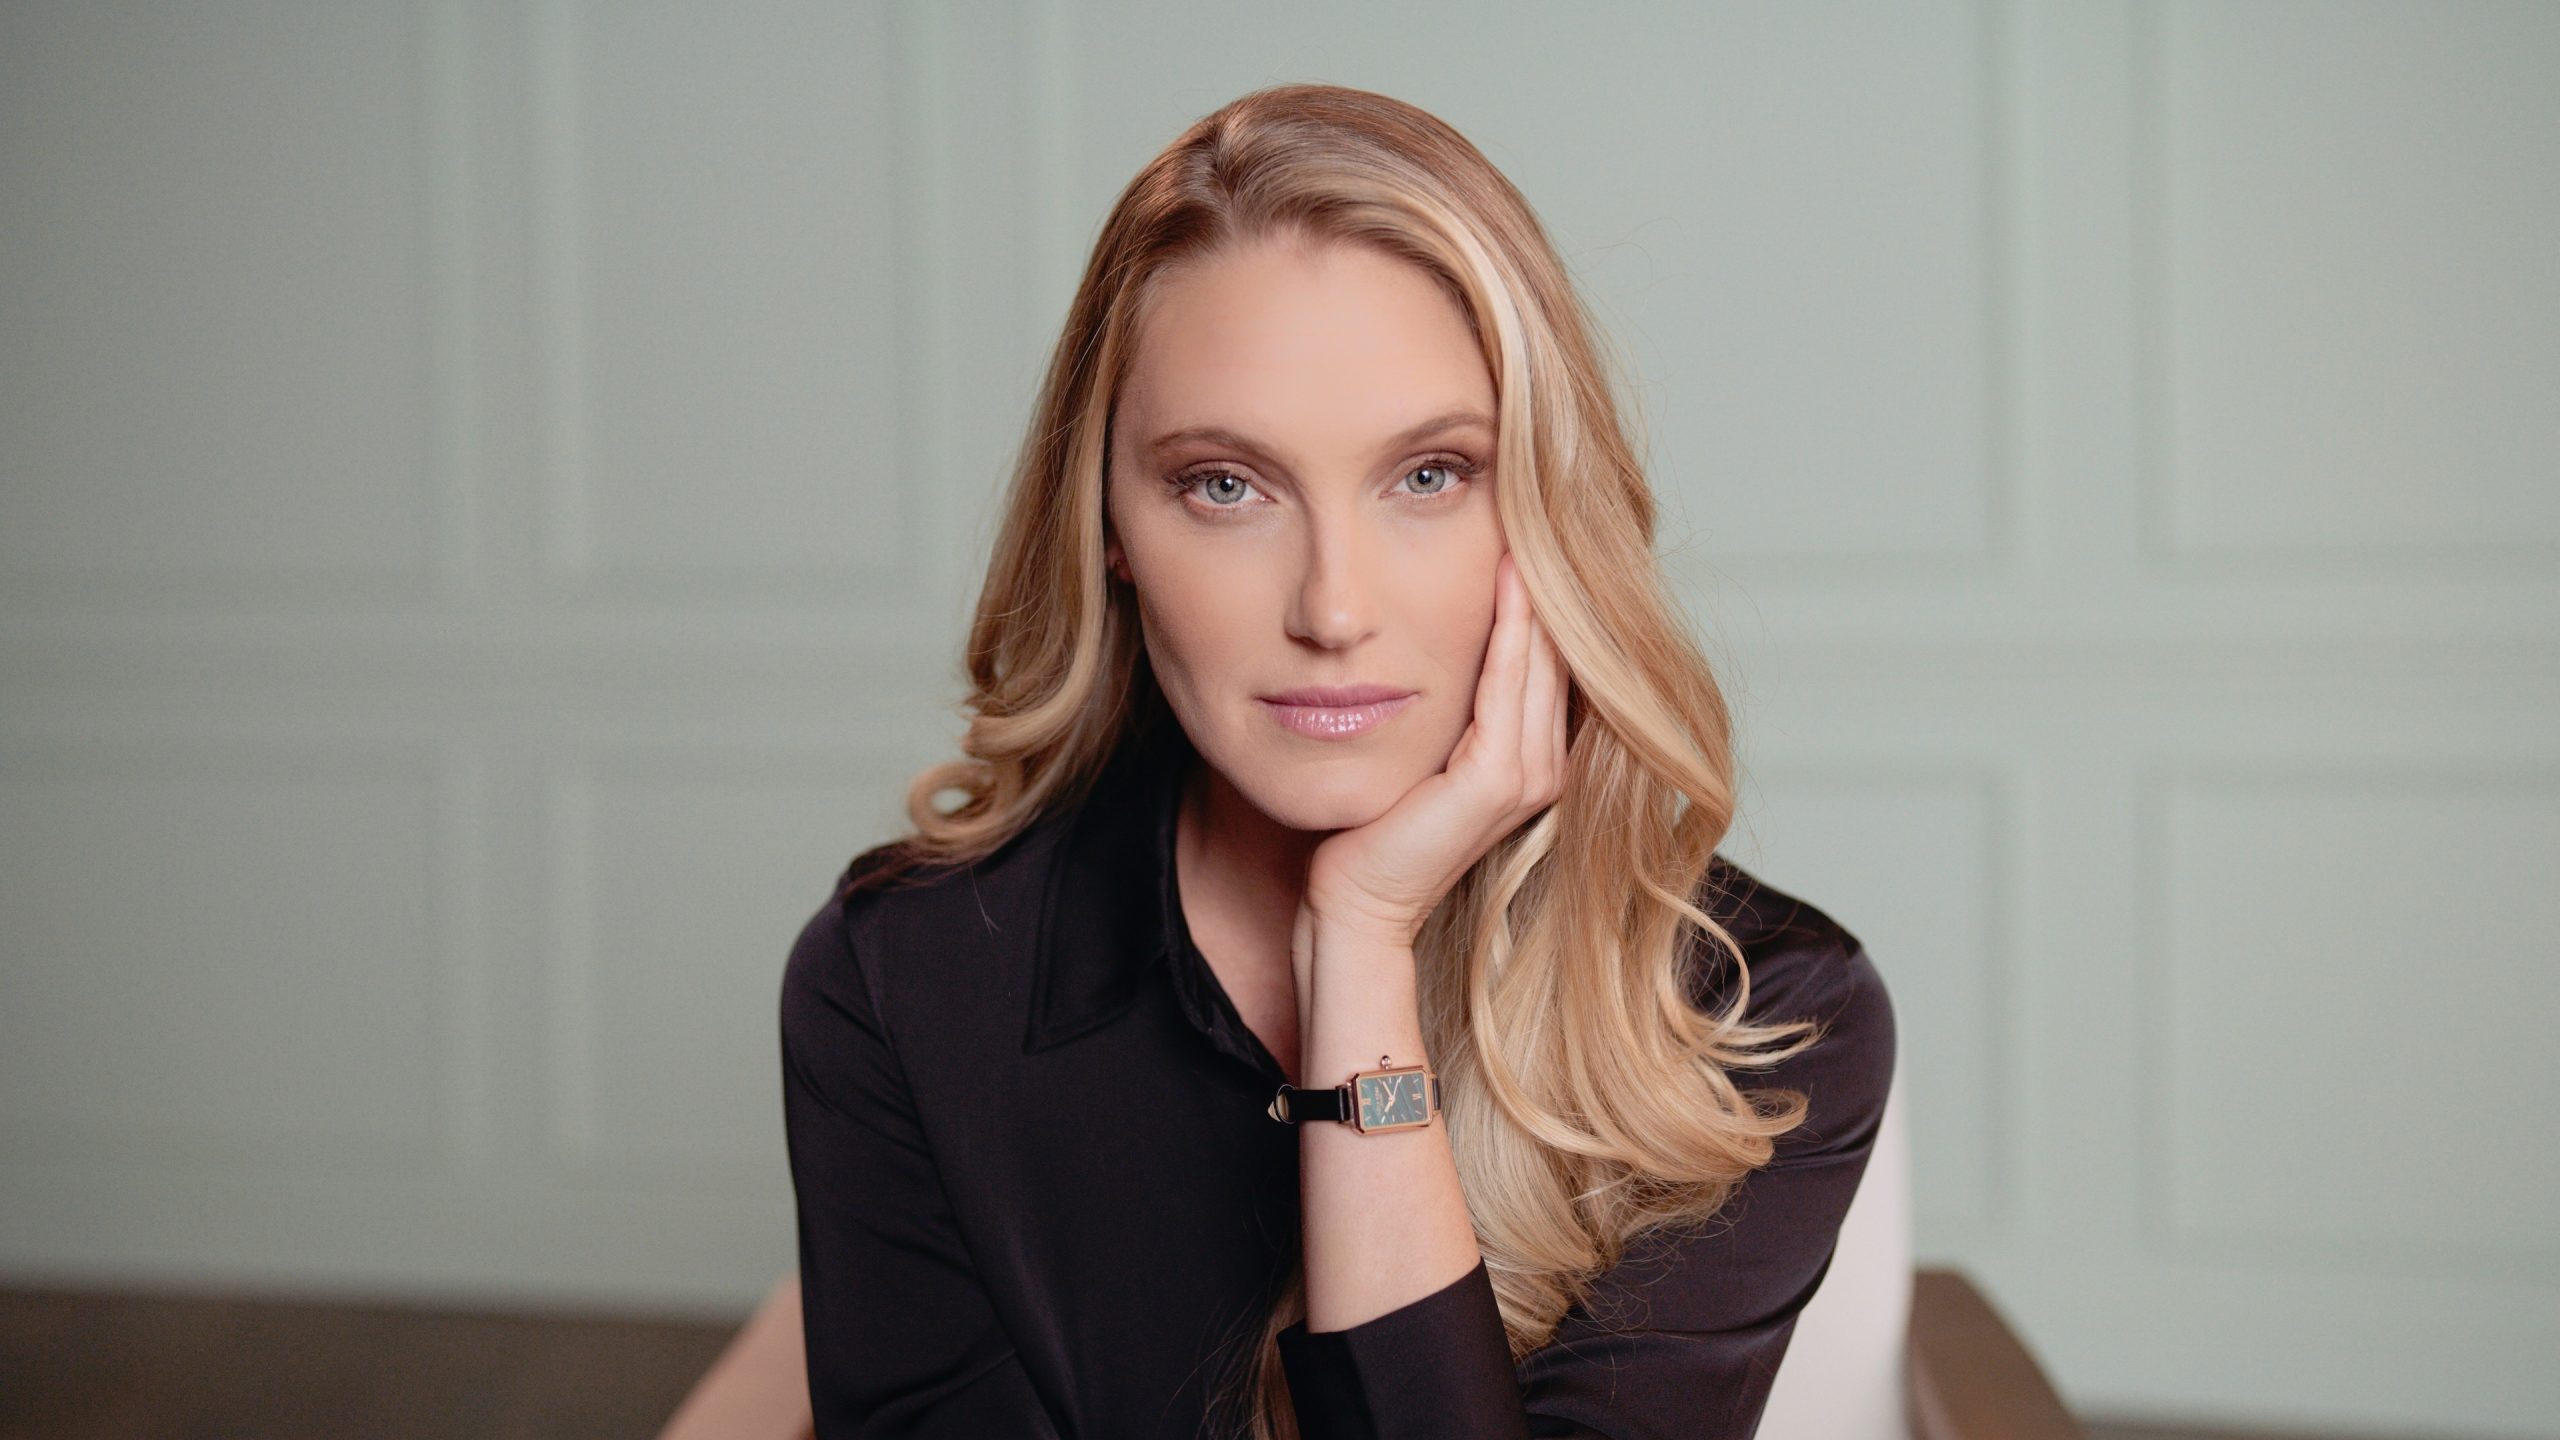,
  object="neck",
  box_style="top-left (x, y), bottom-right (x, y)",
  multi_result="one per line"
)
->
top-left (1177, 753), bottom-right (1322, 934)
